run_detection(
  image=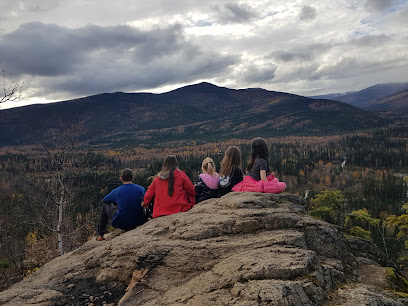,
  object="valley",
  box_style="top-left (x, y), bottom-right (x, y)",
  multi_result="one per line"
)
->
top-left (0, 82), bottom-right (408, 293)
